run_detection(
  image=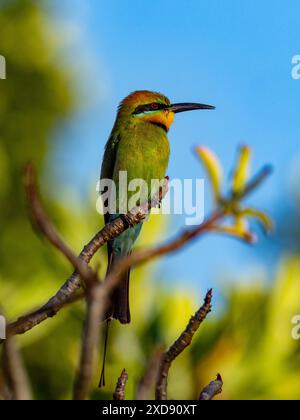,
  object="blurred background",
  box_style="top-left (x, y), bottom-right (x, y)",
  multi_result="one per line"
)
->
top-left (0, 0), bottom-right (300, 399)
